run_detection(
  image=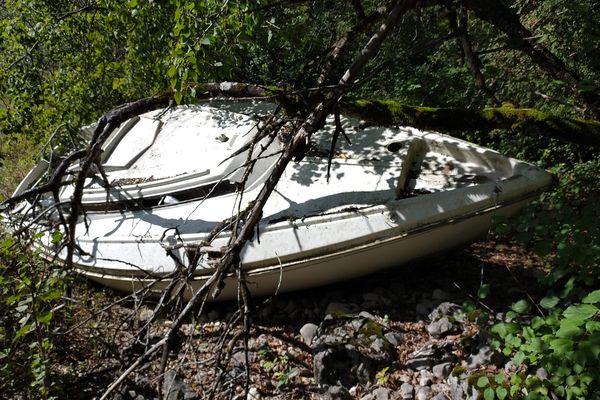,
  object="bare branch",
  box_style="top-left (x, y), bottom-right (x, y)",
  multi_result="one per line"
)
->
top-left (449, 3), bottom-right (501, 105)
top-left (462, 0), bottom-right (600, 118)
